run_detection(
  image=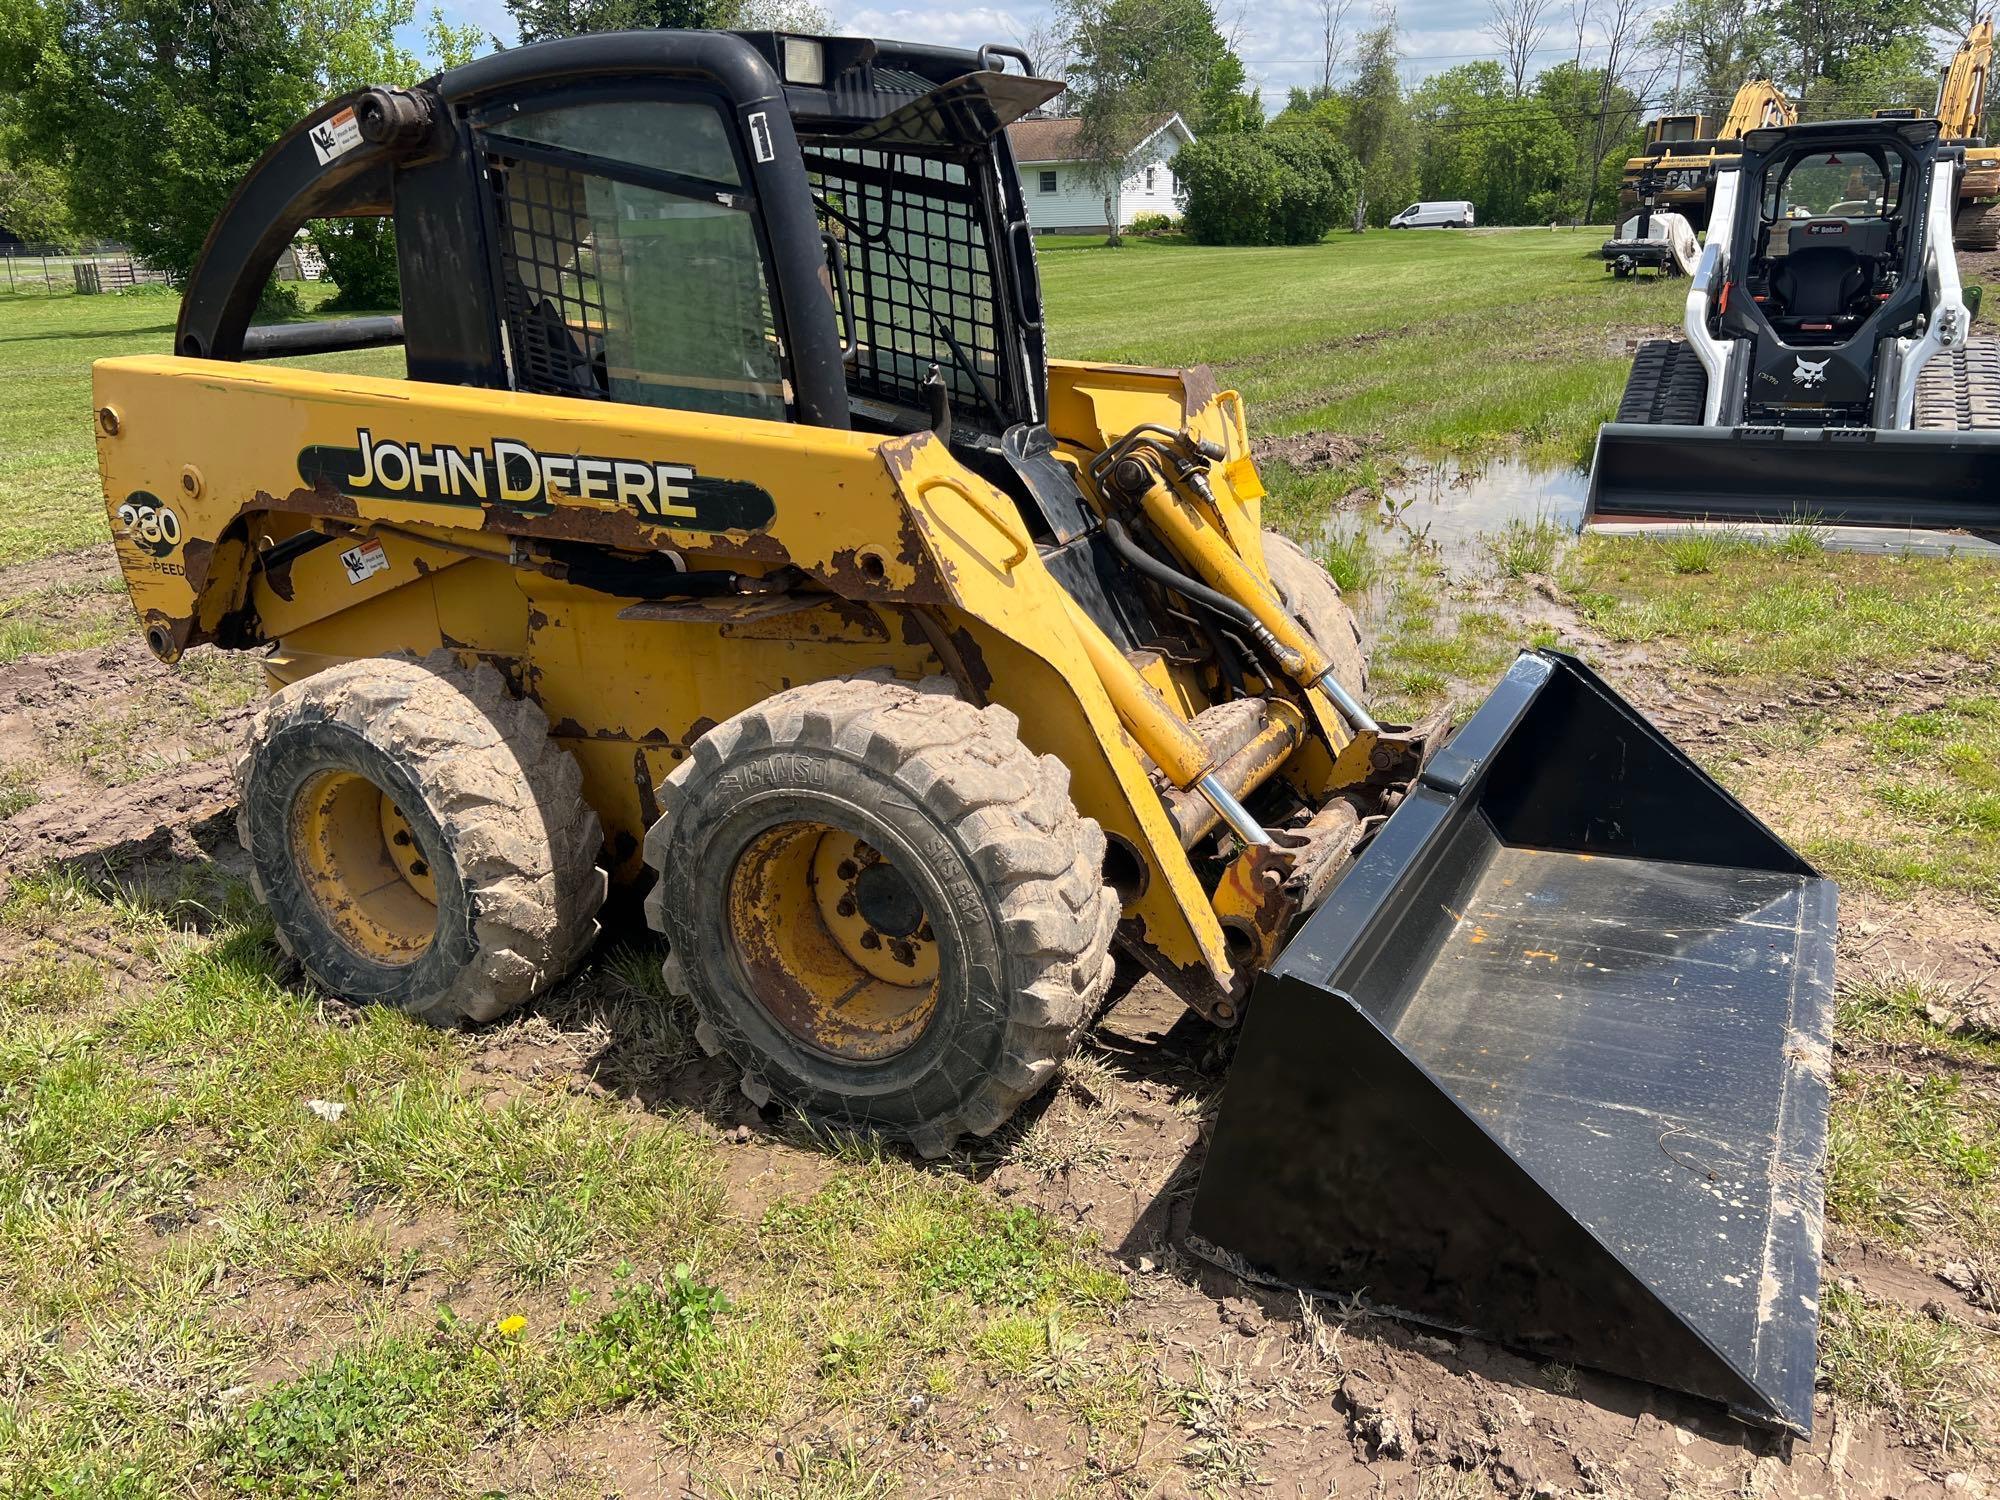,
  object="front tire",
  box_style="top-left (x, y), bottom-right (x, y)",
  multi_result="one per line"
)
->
top-left (1262, 530), bottom-right (1368, 701)
top-left (235, 651), bottom-right (606, 1024)
top-left (644, 676), bottom-right (1119, 1156)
